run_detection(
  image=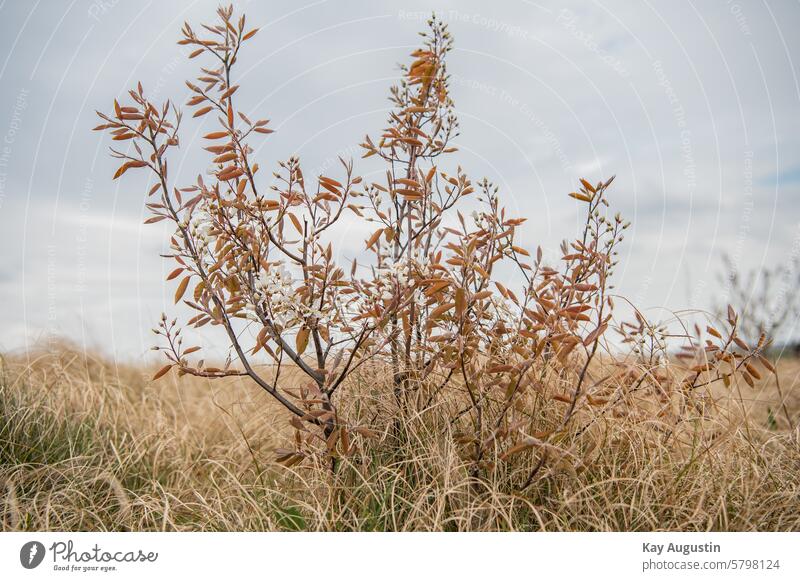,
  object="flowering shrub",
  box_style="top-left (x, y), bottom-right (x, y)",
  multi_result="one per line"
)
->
top-left (95, 5), bottom-right (772, 486)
